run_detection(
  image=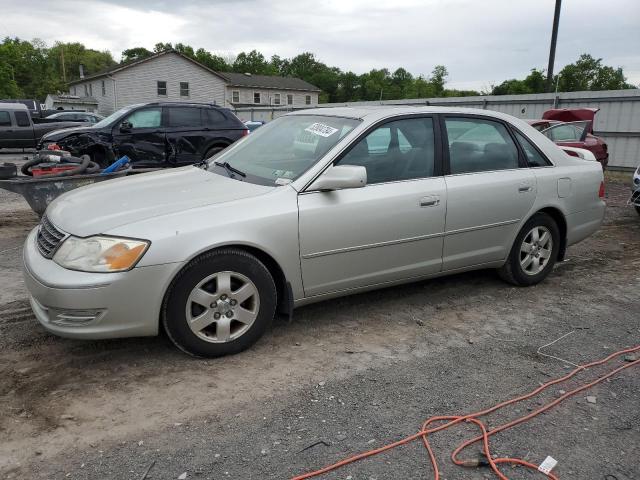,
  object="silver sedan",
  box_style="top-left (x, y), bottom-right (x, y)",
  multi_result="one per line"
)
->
top-left (23, 106), bottom-right (606, 357)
